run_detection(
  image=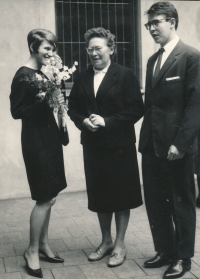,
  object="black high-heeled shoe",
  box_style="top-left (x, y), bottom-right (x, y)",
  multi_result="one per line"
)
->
top-left (23, 251), bottom-right (43, 278)
top-left (39, 249), bottom-right (64, 263)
